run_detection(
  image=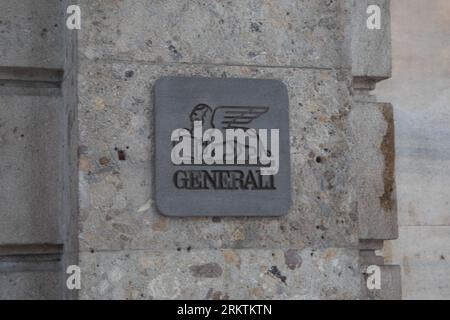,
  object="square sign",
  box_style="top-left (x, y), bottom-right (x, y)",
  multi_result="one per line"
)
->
top-left (154, 77), bottom-right (291, 217)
